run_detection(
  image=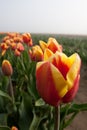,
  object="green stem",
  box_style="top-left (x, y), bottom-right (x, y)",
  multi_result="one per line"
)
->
top-left (9, 76), bottom-right (15, 104)
top-left (54, 105), bottom-right (60, 130)
top-left (29, 114), bottom-right (41, 130)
